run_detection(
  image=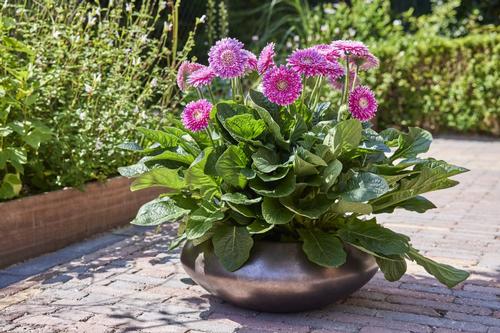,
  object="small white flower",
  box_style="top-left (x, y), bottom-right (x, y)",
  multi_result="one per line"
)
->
top-left (52, 30), bottom-right (61, 39)
top-left (252, 35), bottom-right (259, 42)
top-left (293, 35), bottom-right (300, 42)
top-left (393, 19), bottom-right (402, 26)
top-left (164, 22), bottom-right (173, 32)
top-left (87, 14), bottom-right (96, 26)
top-left (159, 1), bottom-right (167, 10)
top-left (323, 7), bottom-right (335, 15)
top-left (93, 73), bottom-right (102, 83)
top-left (150, 78), bottom-right (158, 88)
top-left (139, 34), bottom-right (148, 44)
top-left (84, 84), bottom-right (94, 94)
top-left (286, 41), bottom-right (293, 49)
top-left (126, 3), bottom-right (133, 12)
top-left (132, 57), bottom-right (141, 66)
top-left (199, 15), bottom-right (207, 23)
top-left (95, 140), bottom-right (104, 151)
top-left (349, 28), bottom-right (356, 36)
top-left (320, 24), bottom-right (328, 32)
top-left (334, 27), bottom-right (340, 34)
top-left (133, 106), bottom-right (140, 114)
